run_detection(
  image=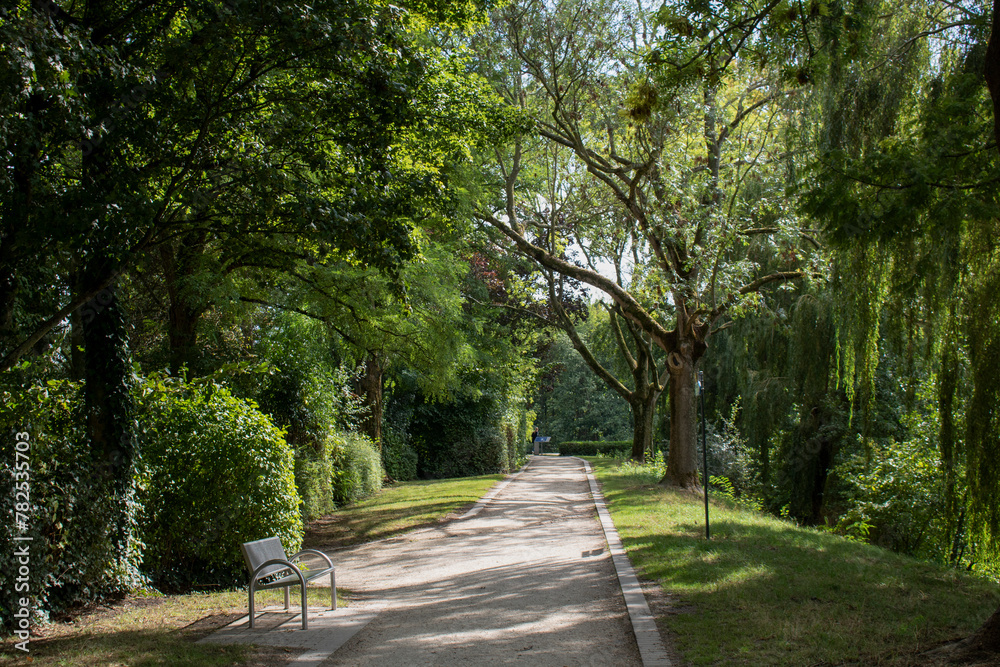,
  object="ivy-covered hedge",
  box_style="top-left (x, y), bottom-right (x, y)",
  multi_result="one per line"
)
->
top-left (557, 441), bottom-right (631, 457)
top-left (1, 372), bottom-right (143, 630)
